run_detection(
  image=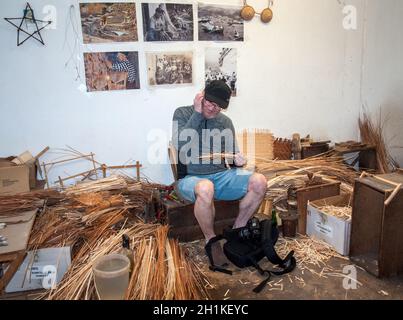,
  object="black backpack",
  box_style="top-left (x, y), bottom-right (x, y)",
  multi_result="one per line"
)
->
top-left (205, 218), bottom-right (296, 293)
